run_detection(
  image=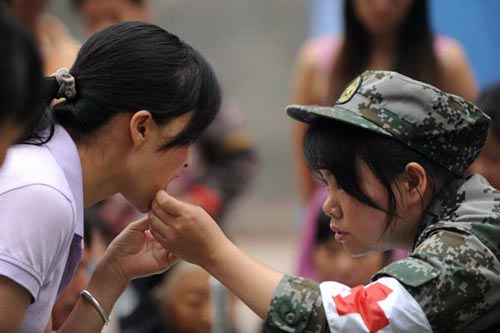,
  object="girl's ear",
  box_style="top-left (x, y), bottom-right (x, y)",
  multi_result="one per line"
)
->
top-left (403, 162), bottom-right (428, 206)
top-left (129, 110), bottom-right (155, 148)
